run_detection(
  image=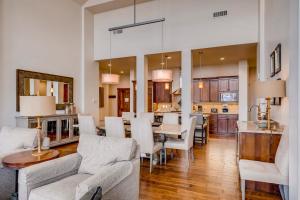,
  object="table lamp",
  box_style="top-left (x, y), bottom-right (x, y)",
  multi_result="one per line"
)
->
top-left (254, 80), bottom-right (286, 130)
top-left (20, 96), bottom-right (56, 156)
